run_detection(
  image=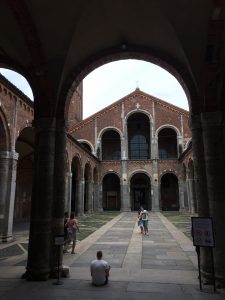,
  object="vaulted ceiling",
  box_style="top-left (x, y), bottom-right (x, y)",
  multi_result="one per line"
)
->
top-left (0, 0), bottom-right (224, 114)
